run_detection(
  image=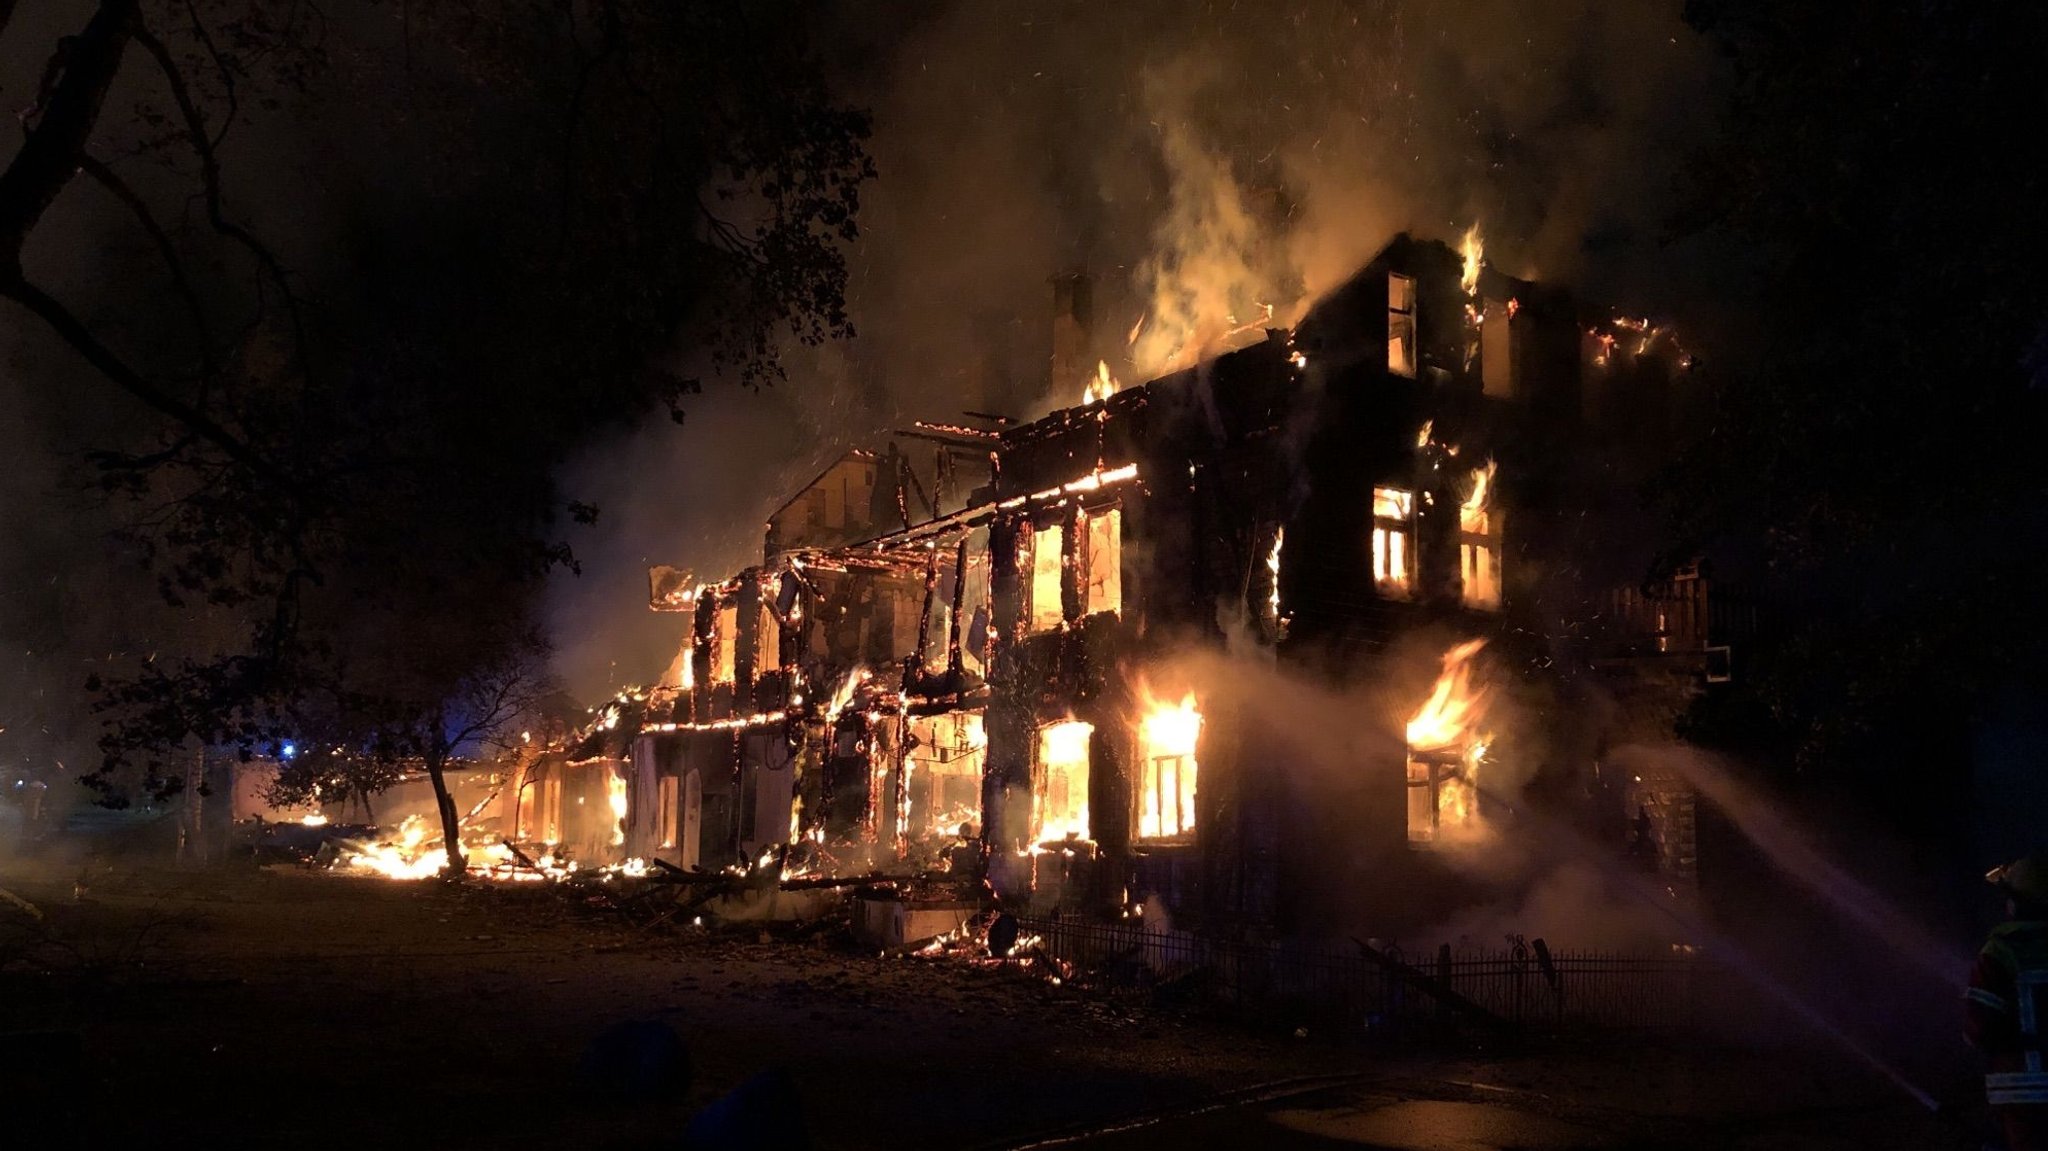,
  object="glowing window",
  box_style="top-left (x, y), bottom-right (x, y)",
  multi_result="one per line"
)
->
top-left (517, 778), bottom-right (543, 842)
top-left (757, 601), bottom-right (781, 670)
top-left (1482, 298), bottom-right (1513, 396)
top-left (1259, 523), bottom-right (1286, 638)
top-left (712, 602), bottom-right (739, 684)
top-left (1034, 721), bottom-right (1092, 842)
top-left (1372, 487), bottom-right (1414, 597)
top-left (1406, 640), bottom-right (1489, 843)
top-left (1030, 524), bottom-right (1066, 633)
top-left (657, 775), bottom-right (679, 850)
top-left (1459, 462), bottom-right (1502, 609)
top-left (924, 596), bottom-right (953, 674)
top-left (1388, 273), bottom-right (1417, 378)
top-left (905, 712), bottom-right (985, 837)
top-left (1137, 692), bottom-right (1201, 840)
top-left (1407, 751), bottom-right (1478, 843)
top-left (521, 776), bottom-right (563, 845)
top-left (961, 527), bottom-right (992, 675)
top-left (1084, 507), bottom-right (1122, 616)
